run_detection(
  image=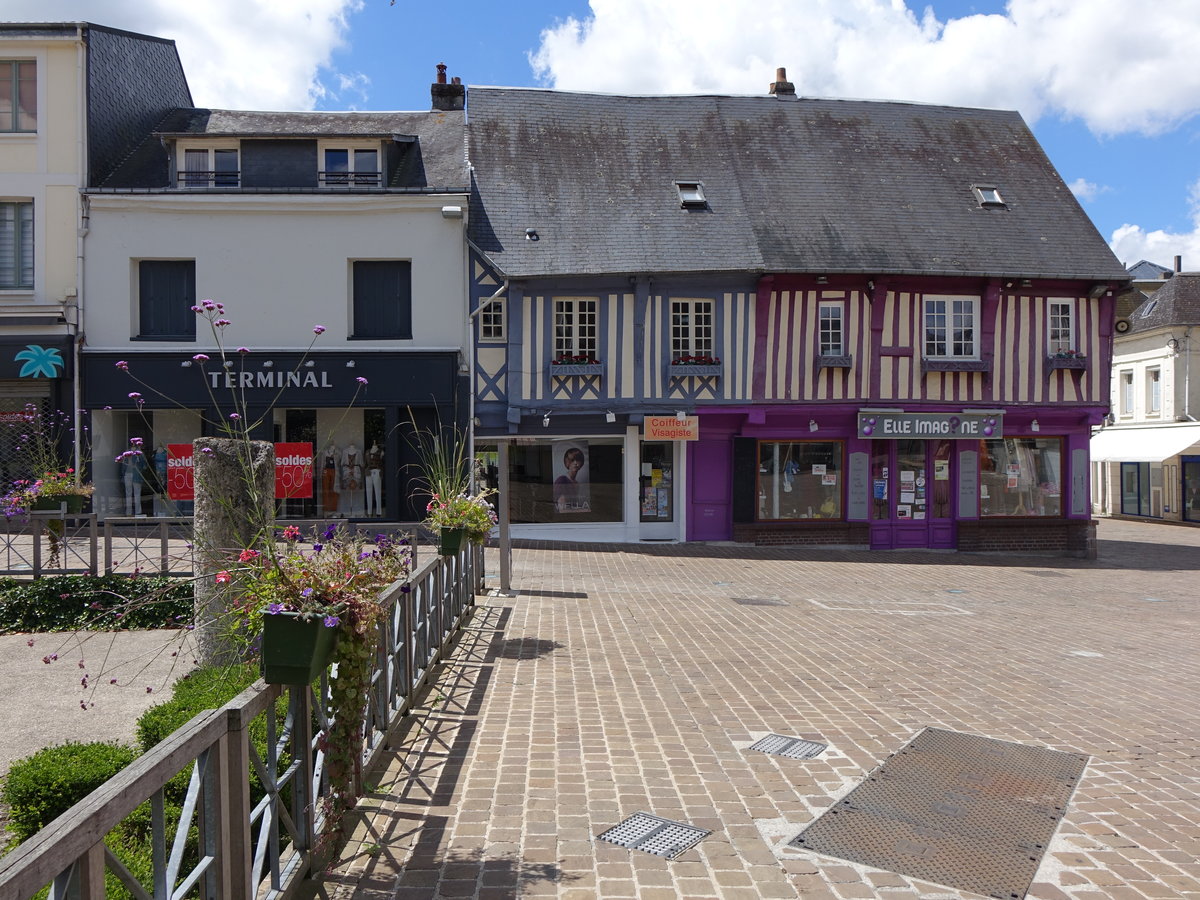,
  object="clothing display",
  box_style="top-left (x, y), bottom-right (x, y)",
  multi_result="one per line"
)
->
top-left (321, 444), bottom-right (340, 515)
top-left (341, 444), bottom-right (363, 516)
top-left (122, 451), bottom-right (147, 515)
top-left (365, 444), bottom-right (383, 516)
